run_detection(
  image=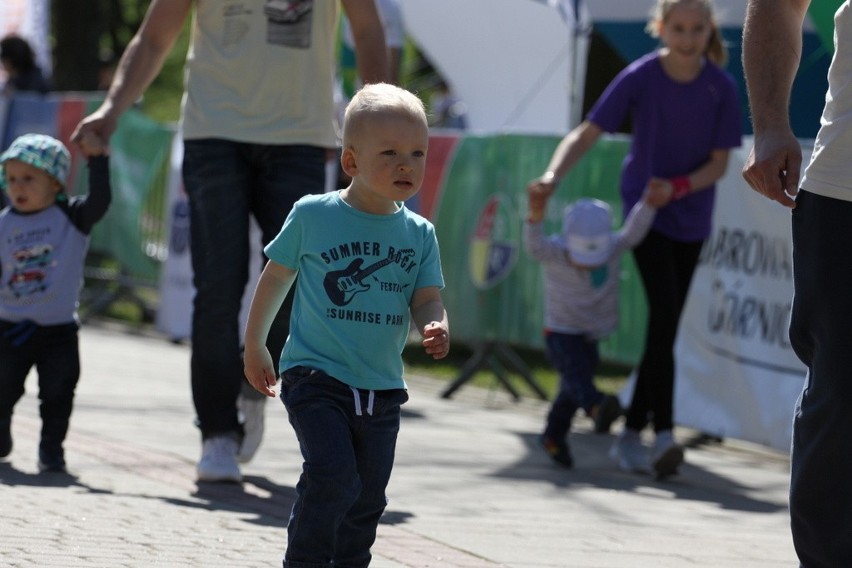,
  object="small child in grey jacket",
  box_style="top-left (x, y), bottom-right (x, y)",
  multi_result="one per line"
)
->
top-left (525, 185), bottom-right (665, 467)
